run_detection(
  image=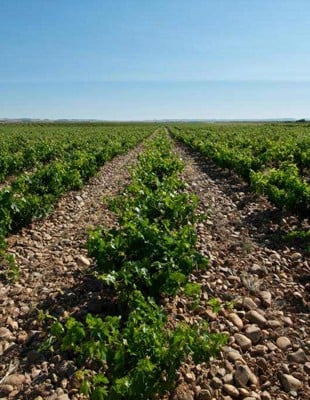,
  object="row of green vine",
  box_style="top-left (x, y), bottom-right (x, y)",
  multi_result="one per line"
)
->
top-left (47, 130), bottom-right (226, 399)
